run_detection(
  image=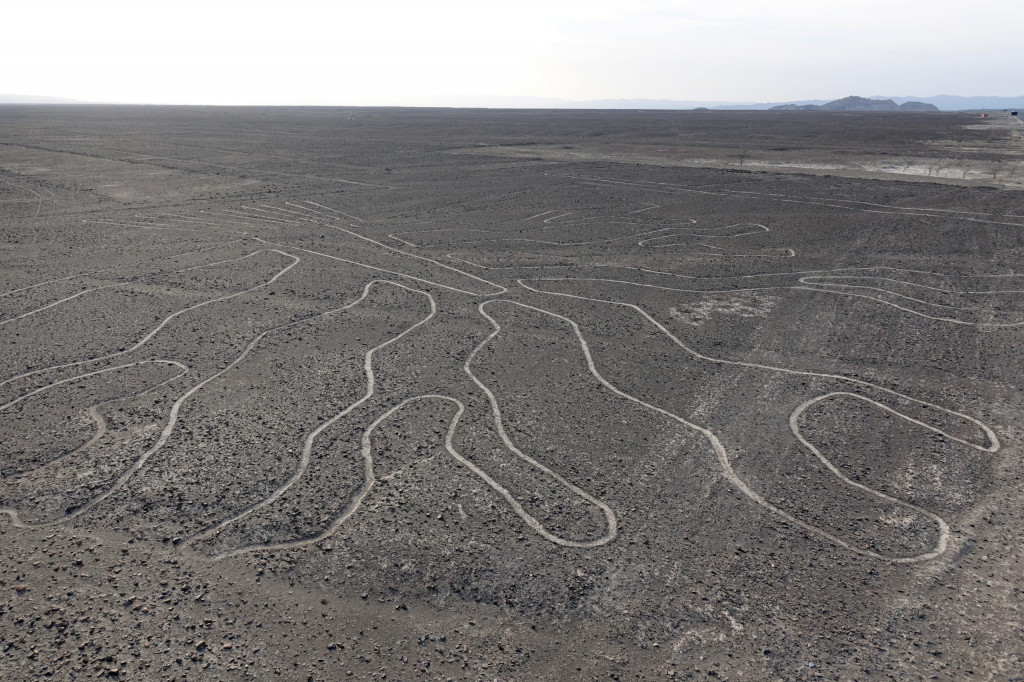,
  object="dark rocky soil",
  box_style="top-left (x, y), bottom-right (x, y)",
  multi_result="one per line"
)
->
top-left (1, 106), bottom-right (1023, 680)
